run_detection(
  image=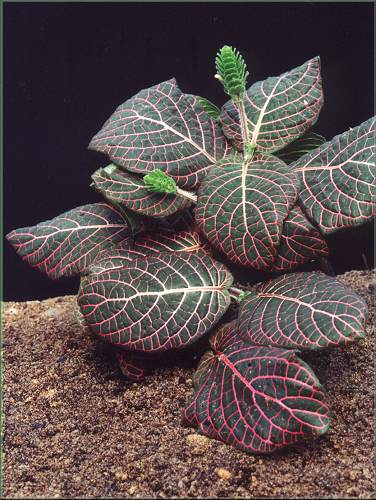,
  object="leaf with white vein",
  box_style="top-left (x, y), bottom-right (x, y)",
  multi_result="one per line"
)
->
top-left (293, 117), bottom-right (376, 234)
top-left (238, 272), bottom-right (368, 350)
top-left (270, 204), bottom-right (329, 272)
top-left (89, 229), bottom-right (210, 275)
top-left (196, 153), bottom-right (298, 269)
top-left (220, 57), bottom-right (323, 152)
top-left (133, 229), bottom-right (211, 256)
top-left (6, 203), bottom-right (130, 279)
top-left (89, 79), bottom-right (233, 190)
top-left (89, 239), bottom-right (145, 274)
top-left (91, 165), bottom-right (191, 218)
top-left (275, 131), bottom-right (326, 164)
top-left (78, 252), bottom-right (233, 352)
